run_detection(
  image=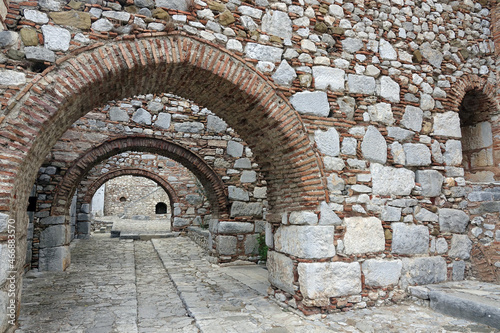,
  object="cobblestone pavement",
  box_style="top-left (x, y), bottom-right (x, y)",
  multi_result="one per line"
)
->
top-left (18, 235), bottom-right (497, 332)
